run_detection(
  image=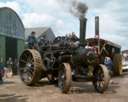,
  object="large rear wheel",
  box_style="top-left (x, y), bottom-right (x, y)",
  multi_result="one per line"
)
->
top-left (93, 64), bottom-right (110, 93)
top-left (58, 63), bottom-right (72, 93)
top-left (19, 49), bottom-right (44, 85)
